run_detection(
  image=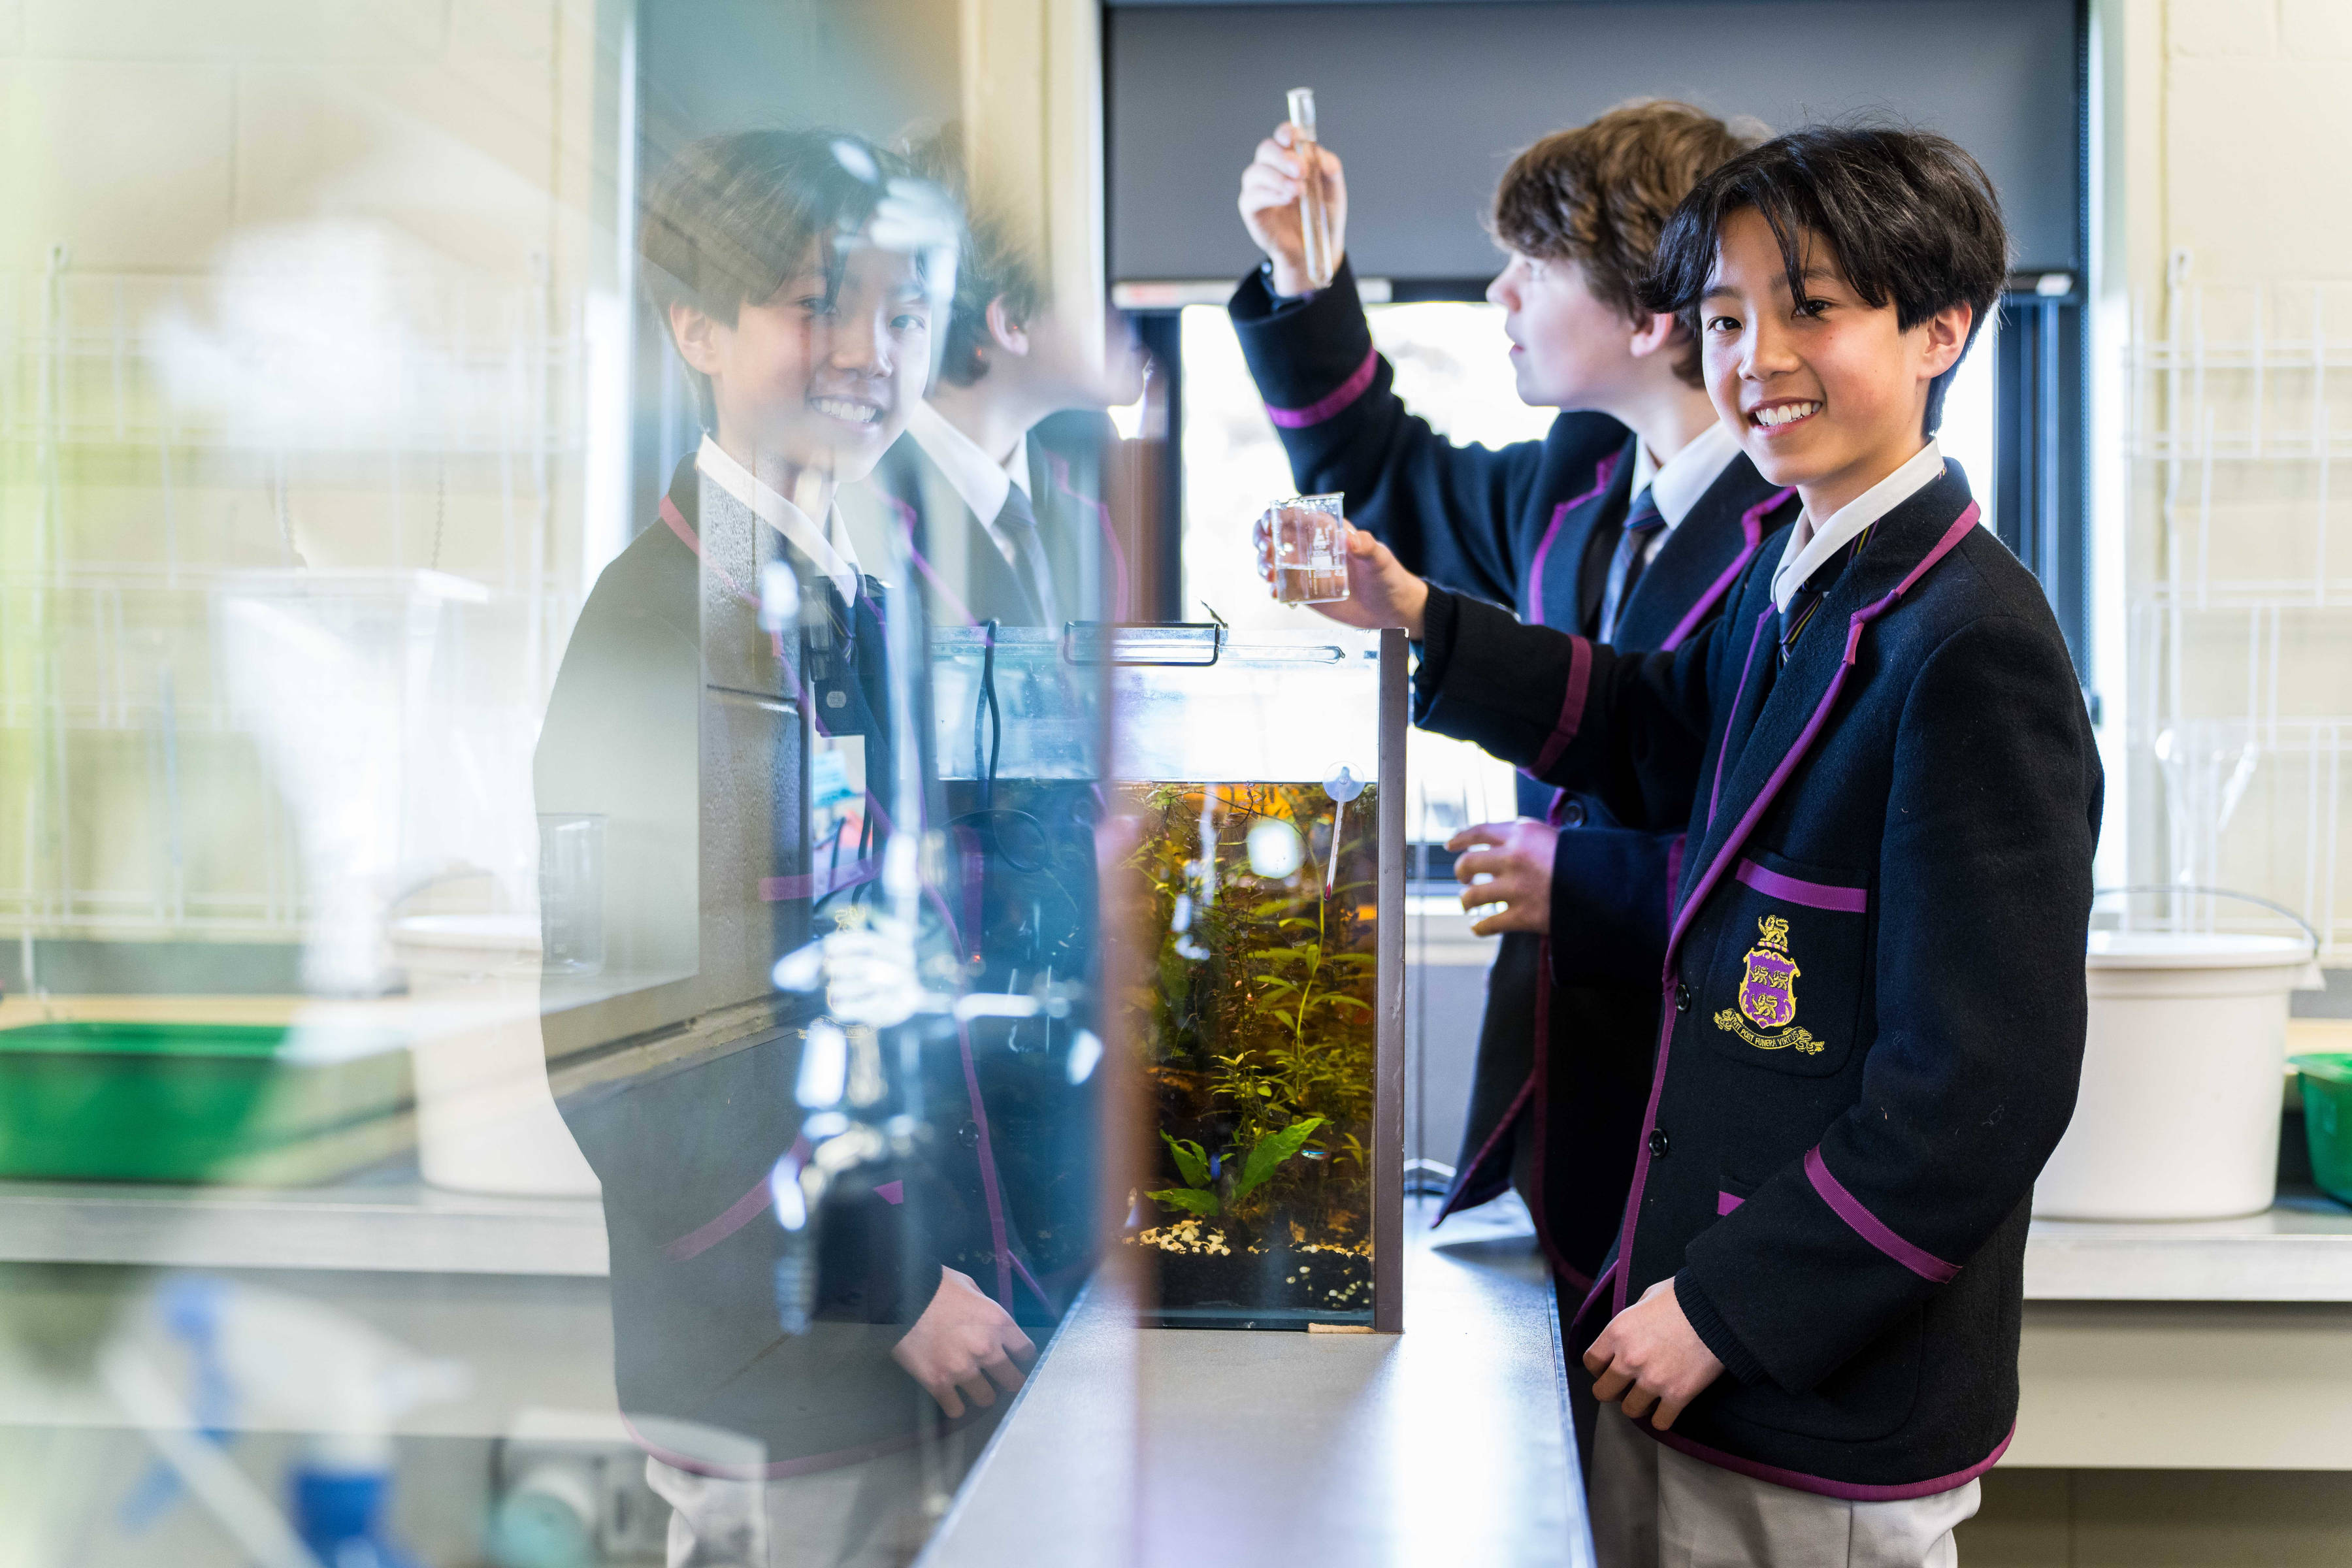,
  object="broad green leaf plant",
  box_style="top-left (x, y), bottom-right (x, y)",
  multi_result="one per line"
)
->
top-left (1126, 782), bottom-right (1377, 1243)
